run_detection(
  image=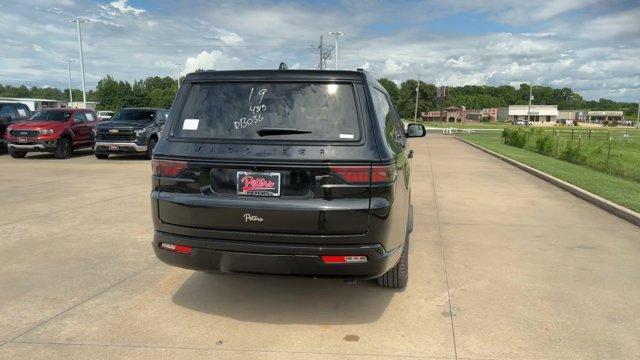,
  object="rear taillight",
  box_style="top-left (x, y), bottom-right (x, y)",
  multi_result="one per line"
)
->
top-left (330, 164), bottom-right (396, 184)
top-left (371, 165), bottom-right (396, 183)
top-left (160, 242), bottom-right (192, 255)
top-left (329, 166), bottom-right (370, 184)
top-left (322, 255), bottom-right (367, 264)
top-left (152, 159), bottom-right (187, 177)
